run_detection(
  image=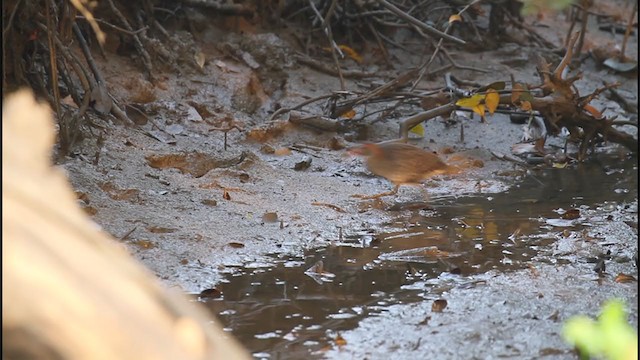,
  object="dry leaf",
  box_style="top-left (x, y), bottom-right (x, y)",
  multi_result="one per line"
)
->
top-left (306, 260), bottom-right (325, 274)
top-left (449, 14), bottom-right (462, 23)
top-left (62, 95), bottom-right (78, 108)
top-left (262, 212), bottom-right (278, 223)
top-left (432, 299), bottom-right (448, 312)
top-left (614, 273), bottom-right (637, 283)
top-left (274, 147), bottom-right (292, 156)
top-left (91, 83), bottom-right (113, 115)
top-left (294, 156), bottom-right (312, 171)
top-left (146, 226), bottom-right (177, 234)
top-left (561, 208), bottom-right (580, 220)
top-left (485, 89), bottom-right (500, 115)
top-left (194, 51), bottom-right (206, 69)
top-left (201, 199), bottom-right (218, 207)
top-left (339, 109), bottom-right (356, 119)
top-left (338, 45), bottom-right (363, 64)
top-left (520, 100), bottom-right (532, 111)
top-left (131, 239), bottom-right (156, 249)
top-left (199, 288), bottom-right (222, 299)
